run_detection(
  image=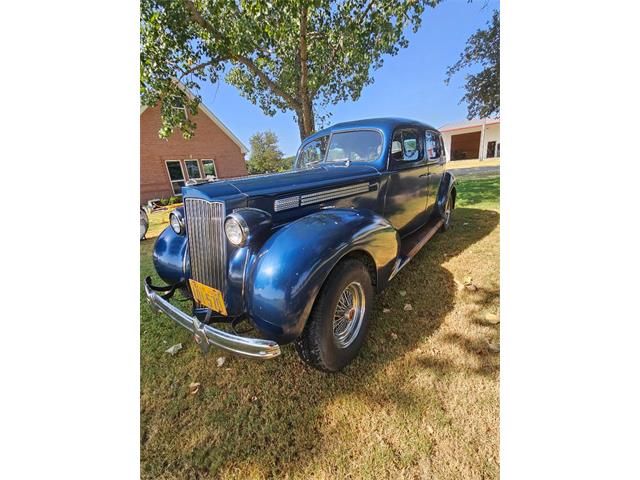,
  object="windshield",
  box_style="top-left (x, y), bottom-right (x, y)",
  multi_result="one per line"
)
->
top-left (295, 130), bottom-right (383, 169)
